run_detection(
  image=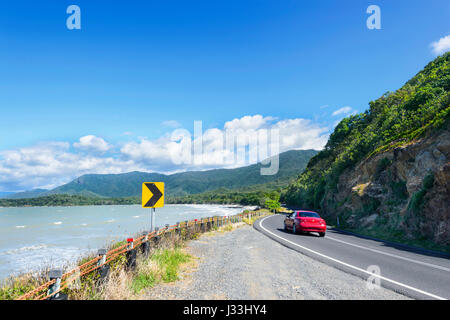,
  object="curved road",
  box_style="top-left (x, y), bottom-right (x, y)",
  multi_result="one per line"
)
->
top-left (255, 214), bottom-right (450, 300)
